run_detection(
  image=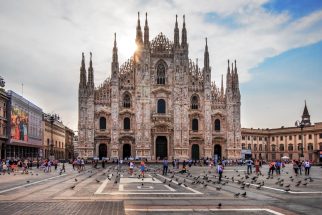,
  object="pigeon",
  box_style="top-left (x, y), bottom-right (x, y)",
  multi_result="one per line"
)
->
top-left (203, 184), bottom-right (208, 188)
top-left (285, 184), bottom-right (291, 188)
top-left (96, 179), bottom-right (100, 183)
top-left (285, 188), bottom-right (291, 192)
top-left (241, 192), bottom-right (247, 197)
top-left (234, 193), bottom-right (240, 197)
top-left (141, 183), bottom-right (144, 187)
top-left (152, 178), bottom-right (155, 181)
top-left (163, 179), bottom-right (167, 184)
top-left (183, 183), bottom-right (188, 187)
top-left (217, 203), bottom-right (222, 208)
top-left (240, 185), bottom-right (245, 189)
top-left (302, 182), bottom-right (307, 186)
top-left (114, 180), bottom-right (118, 184)
top-left (70, 185), bottom-right (76, 189)
top-left (26, 181), bottom-right (30, 183)
top-left (216, 186), bottom-right (221, 191)
top-left (245, 183), bottom-right (250, 188)
top-left (256, 185), bottom-right (261, 190)
top-left (178, 182), bottom-right (182, 186)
